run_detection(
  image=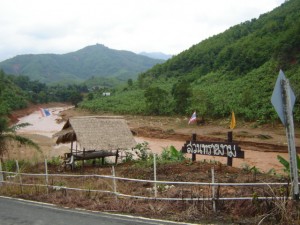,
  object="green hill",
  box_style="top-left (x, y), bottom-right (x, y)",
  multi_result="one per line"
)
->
top-left (0, 44), bottom-right (164, 85)
top-left (80, 0), bottom-right (300, 123)
top-left (0, 70), bottom-right (28, 113)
